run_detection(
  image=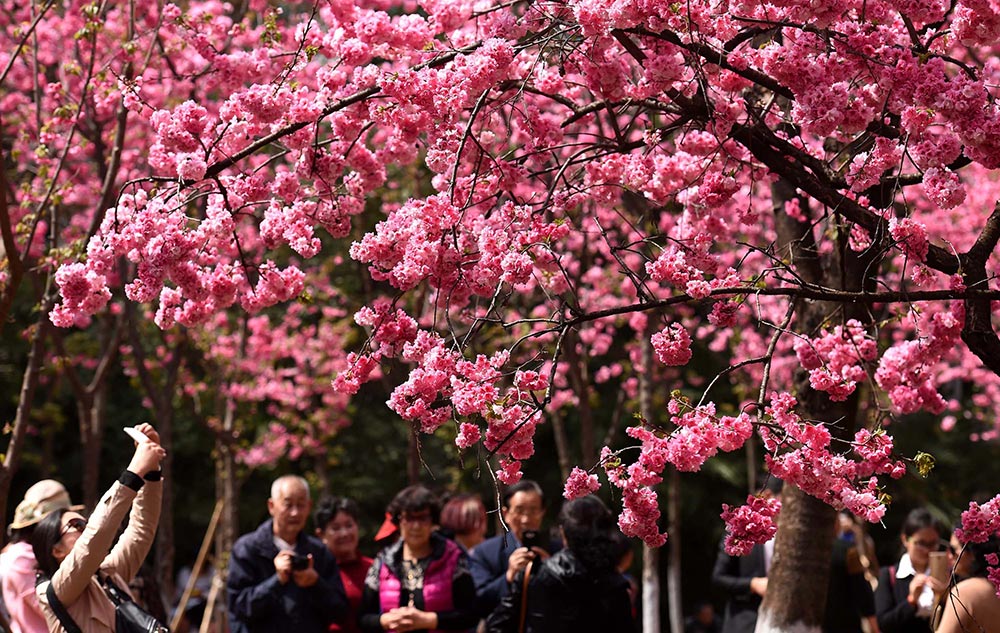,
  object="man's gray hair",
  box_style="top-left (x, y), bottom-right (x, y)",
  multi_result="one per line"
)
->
top-left (270, 475), bottom-right (310, 500)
